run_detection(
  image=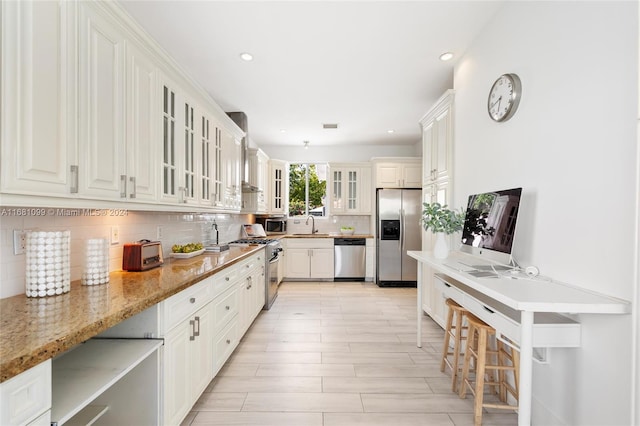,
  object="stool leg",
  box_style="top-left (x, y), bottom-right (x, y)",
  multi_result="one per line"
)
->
top-left (473, 328), bottom-right (488, 426)
top-left (451, 309), bottom-right (464, 392)
top-left (512, 346), bottom-right (520, 400)
top-left (459, 323), bottom-right (475, 399)
top-left (497, 340), bottom-right (507, 402)
top-left (441, 305), bottom-right (455, 372)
